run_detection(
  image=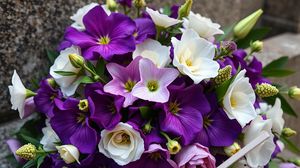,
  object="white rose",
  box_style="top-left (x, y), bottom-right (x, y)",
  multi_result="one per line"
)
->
top-left (265, 98), bottom-right (285, 134)
top-left (56, 145), bottom-right (80, 164)
top-left (223, 69), bottom-right (257, 127)
top-left (71, 3), bottom-right (111, 31)
top-left (50, 46), bottom-right (83, 97)
top-left (99, 122), bottom-right (144, 166)
top-left (182, 11), bottom-right (224, 39)
top-left (40, 120), bottom-right (60, 152)
top-left (146, 7), bottom-right (182, 28)
top-left (133, 39), bottom-right (171, 68)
